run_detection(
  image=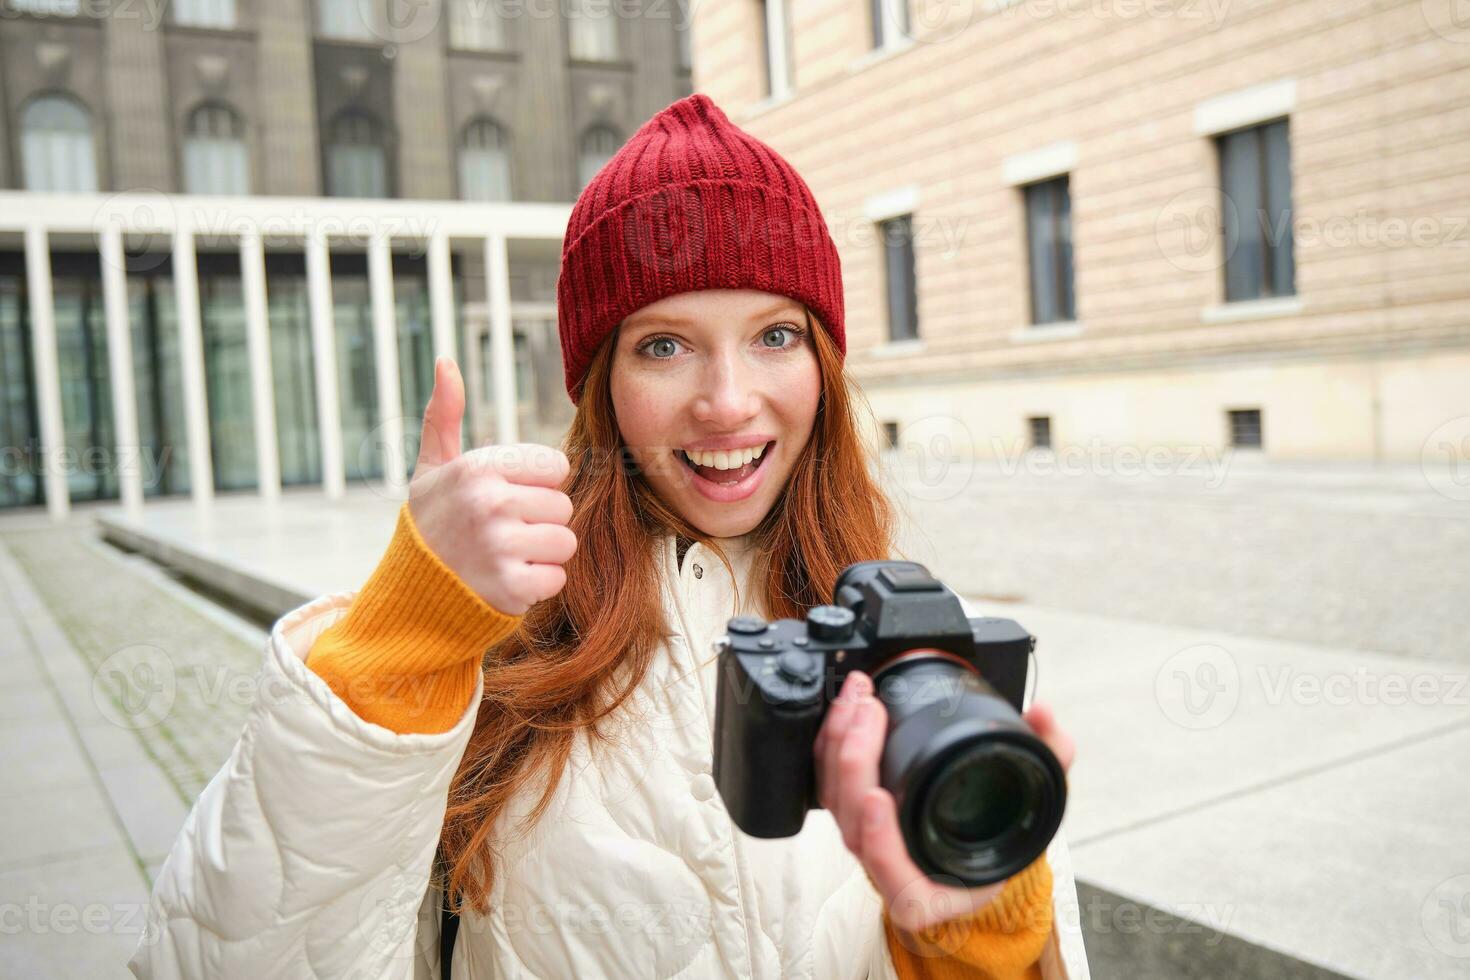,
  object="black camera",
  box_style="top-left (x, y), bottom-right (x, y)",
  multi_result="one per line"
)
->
top-left (712, 560), bottom-right (1067, 887)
